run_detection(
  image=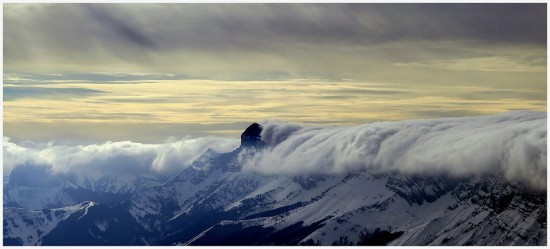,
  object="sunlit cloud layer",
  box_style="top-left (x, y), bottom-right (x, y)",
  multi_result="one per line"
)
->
top-left (4, 77), bottom-right (545, 143)
top-left (3, 3), bottom-right (547, 143)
